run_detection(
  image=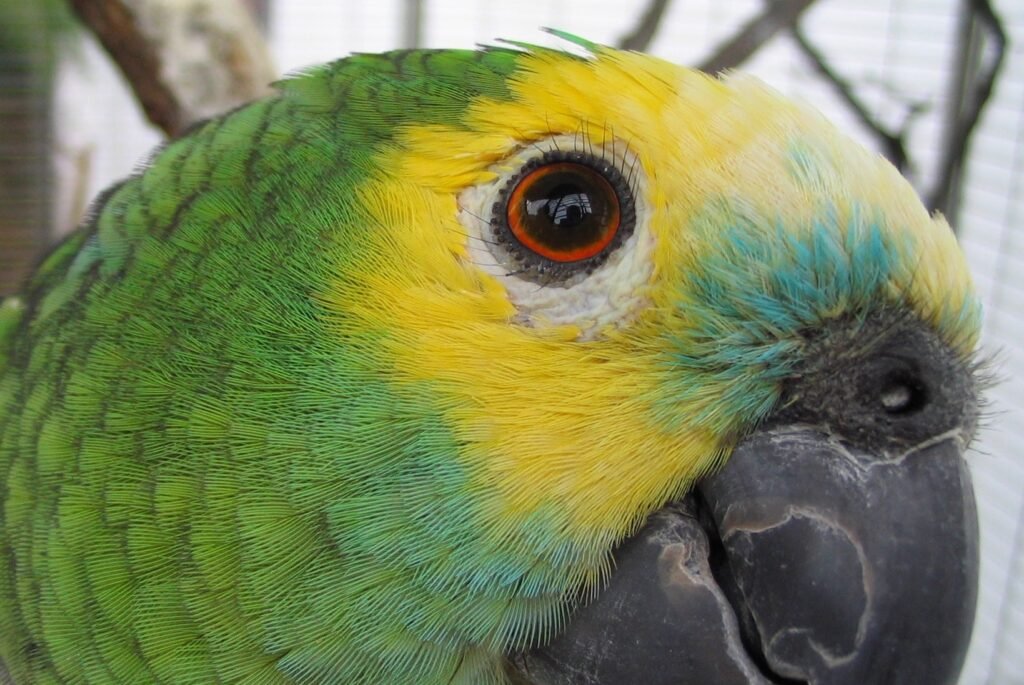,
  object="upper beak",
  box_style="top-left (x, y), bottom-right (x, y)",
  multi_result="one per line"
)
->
top-left (510, 424), bottom-right (978, 685)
